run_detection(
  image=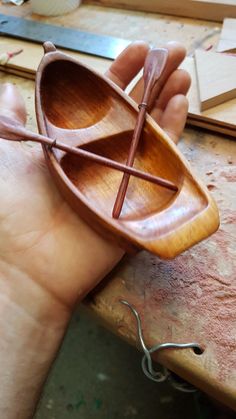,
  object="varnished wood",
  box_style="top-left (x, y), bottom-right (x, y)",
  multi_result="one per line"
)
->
top-left (33, 43), bottom-right (219, 259)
